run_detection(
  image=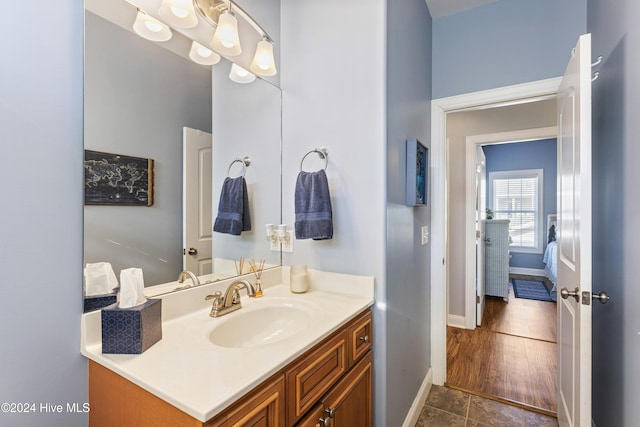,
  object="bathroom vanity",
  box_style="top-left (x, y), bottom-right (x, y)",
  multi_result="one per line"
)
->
top-left (81, 268), bottom-right (374, 426)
